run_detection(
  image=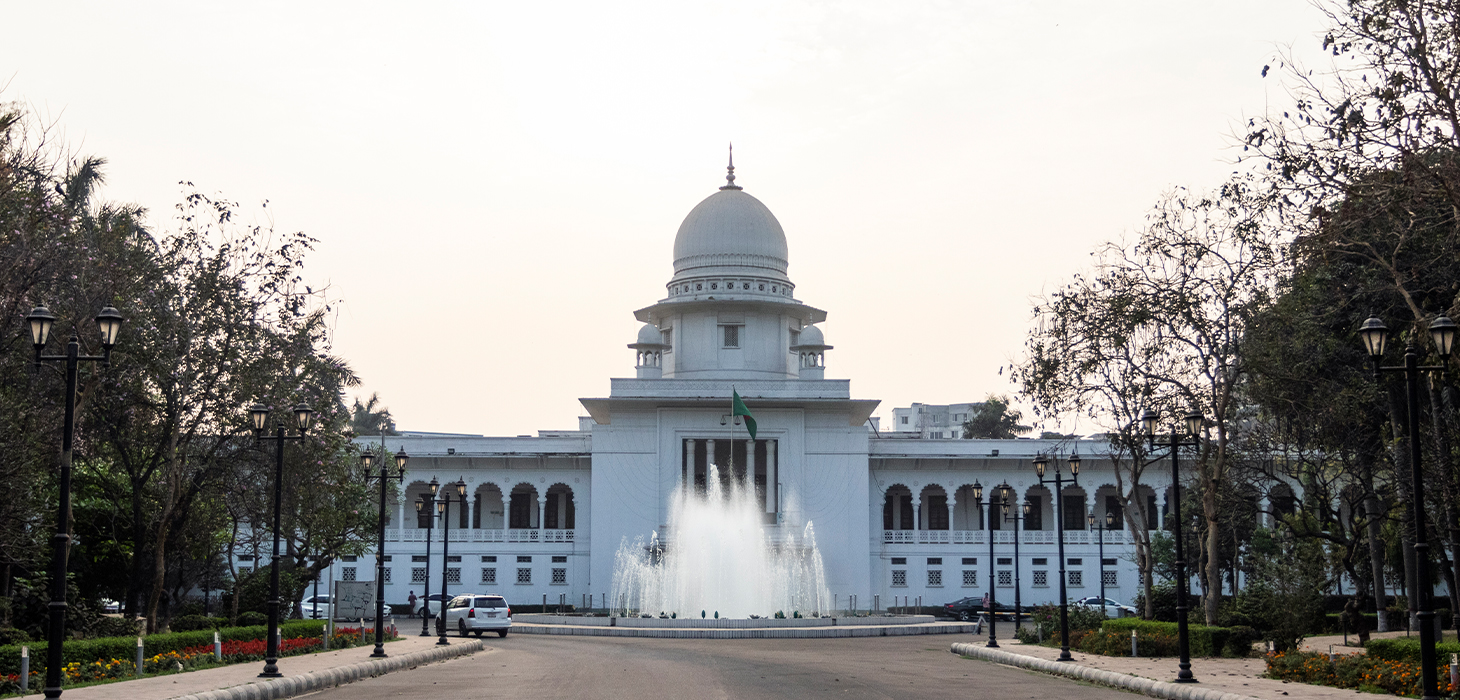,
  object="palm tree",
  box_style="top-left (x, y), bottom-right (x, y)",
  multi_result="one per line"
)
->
top-left (349, 392), bottom-right (397, 436)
